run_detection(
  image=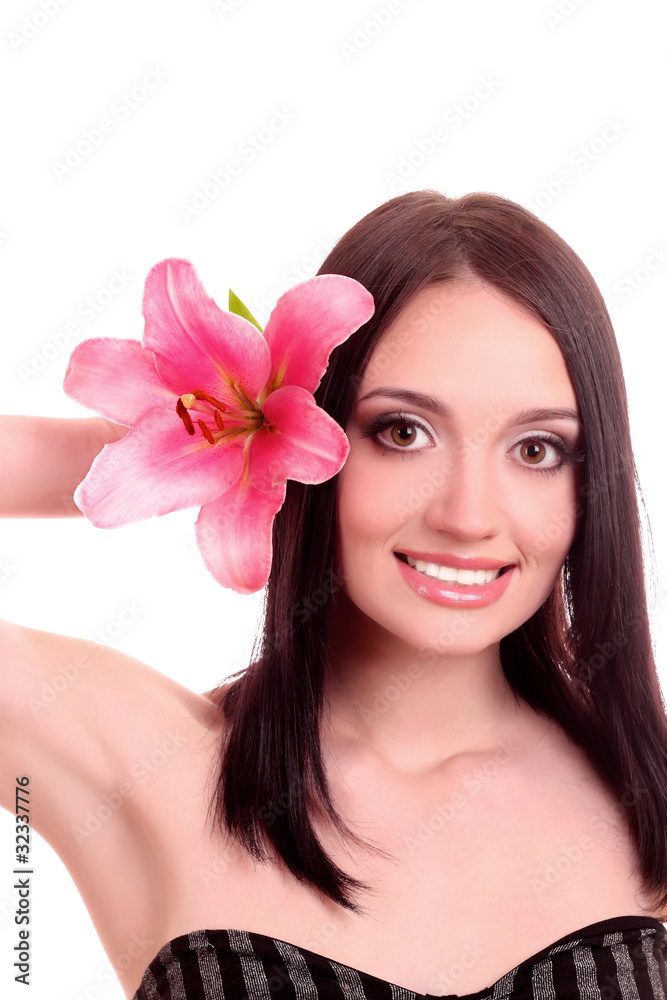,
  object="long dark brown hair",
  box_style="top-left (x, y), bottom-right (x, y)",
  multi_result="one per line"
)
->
top-left (207, 190), bottom-right (667, 917)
